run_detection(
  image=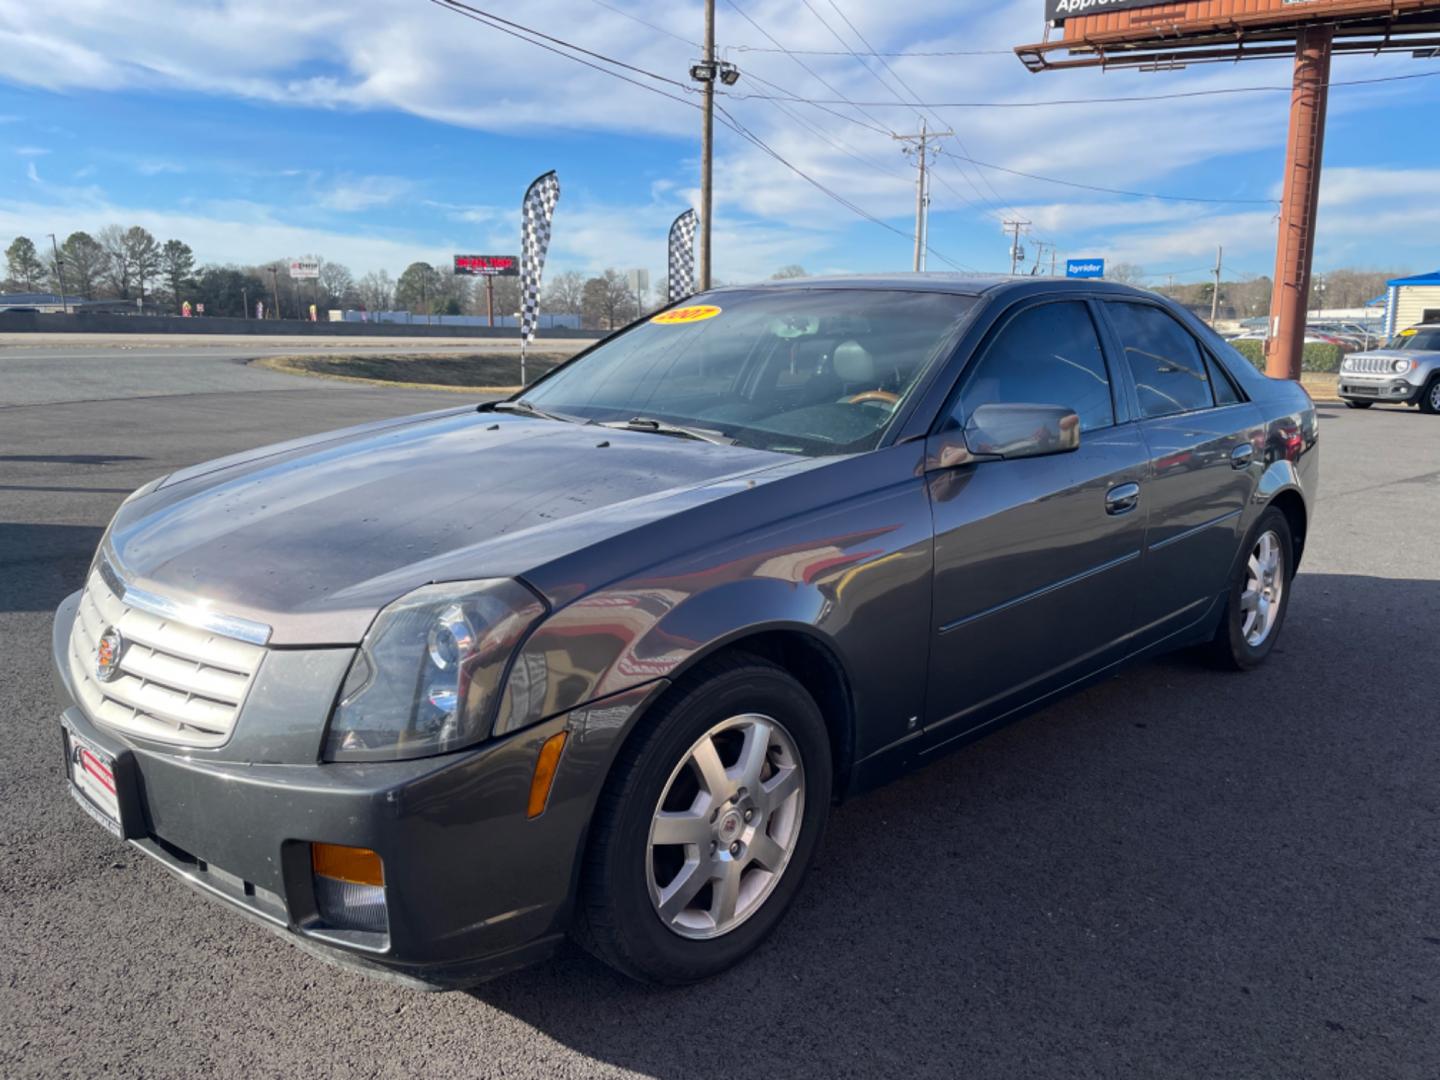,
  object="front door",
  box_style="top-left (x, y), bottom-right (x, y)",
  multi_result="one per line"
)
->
top-left (924, 298), bottom-right (1150, 746)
